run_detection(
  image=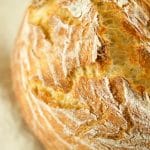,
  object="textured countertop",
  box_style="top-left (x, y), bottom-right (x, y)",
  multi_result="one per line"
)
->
top-left (0, 0), bottom-right (43, 149)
